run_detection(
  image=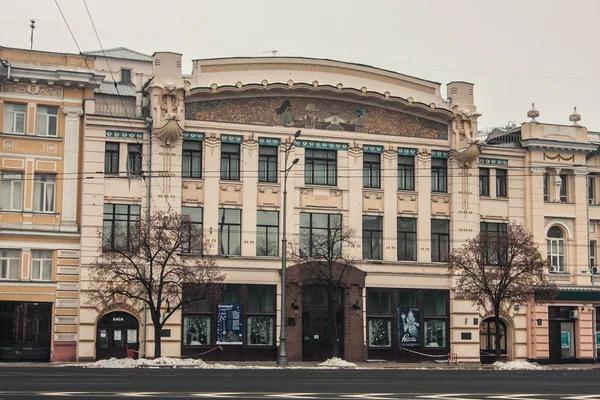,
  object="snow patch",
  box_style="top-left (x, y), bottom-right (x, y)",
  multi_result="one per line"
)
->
top-left (492, 361), bottom-right (548, 370)
top-left (317, 357), bottom-right (358, 368)
top-left (85, 357), bottom-right (209, 369)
